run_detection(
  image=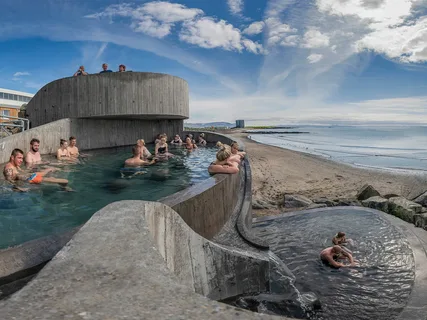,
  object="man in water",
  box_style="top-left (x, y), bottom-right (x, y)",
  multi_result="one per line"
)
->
top-left (320, 245), bottom-right (356, 268)
top-left (4, 148), bottom-right (69, 191)
top-left (67, 136), bottom-right (80, 158)
top-left (25, 138), bottom-right (49, 167)
top-left (124, 146), bottom-right (157, 167)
